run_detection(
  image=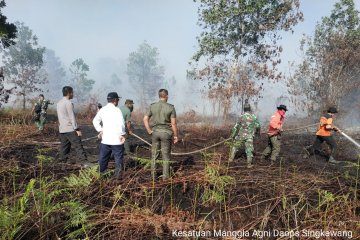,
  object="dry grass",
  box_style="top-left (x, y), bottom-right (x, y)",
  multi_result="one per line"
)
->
top-left (0, 109), bottom-right (359, 239)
